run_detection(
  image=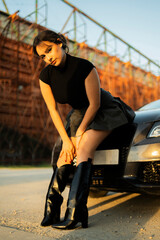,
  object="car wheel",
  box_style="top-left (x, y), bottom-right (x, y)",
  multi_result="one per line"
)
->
top-left (89, 187), bottom-right (108, 198)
